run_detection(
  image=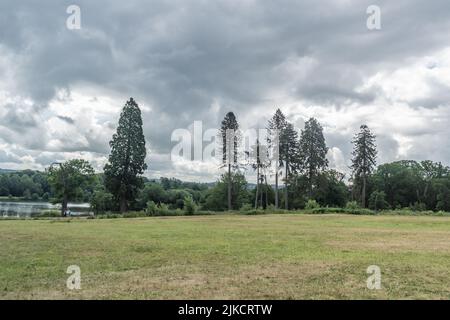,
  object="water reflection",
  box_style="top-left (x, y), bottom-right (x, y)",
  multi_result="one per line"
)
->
top-left (0, 201), bottom-right (90, 218)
